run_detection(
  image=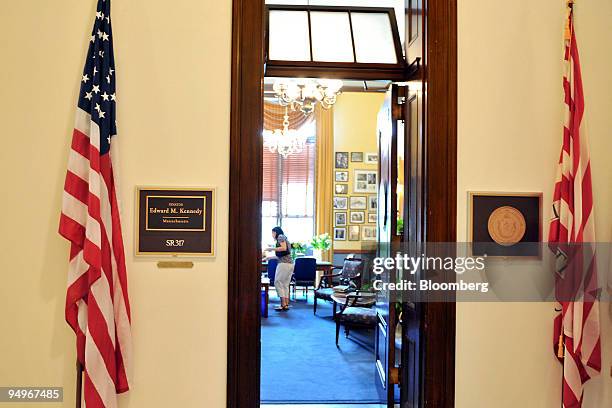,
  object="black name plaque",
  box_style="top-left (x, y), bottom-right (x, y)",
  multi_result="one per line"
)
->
top-left (136, 187), bottom-right (215, 256)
